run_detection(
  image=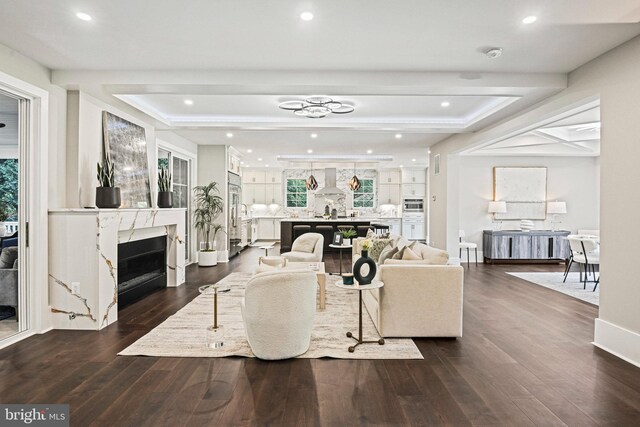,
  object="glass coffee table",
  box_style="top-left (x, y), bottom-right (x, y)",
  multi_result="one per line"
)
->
top-left (199, 283), bottom-right (231, 349)
top-left (334, 280), bottom-right (385, 352)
